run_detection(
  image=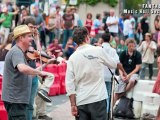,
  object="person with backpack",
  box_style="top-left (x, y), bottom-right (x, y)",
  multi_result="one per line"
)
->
top-left (114, 39), bottom-right (142, 106)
